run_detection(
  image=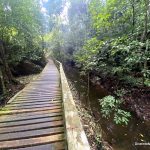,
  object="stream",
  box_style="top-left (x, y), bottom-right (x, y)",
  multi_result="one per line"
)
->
top-left (64, 65), bottom-right (150, 150)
